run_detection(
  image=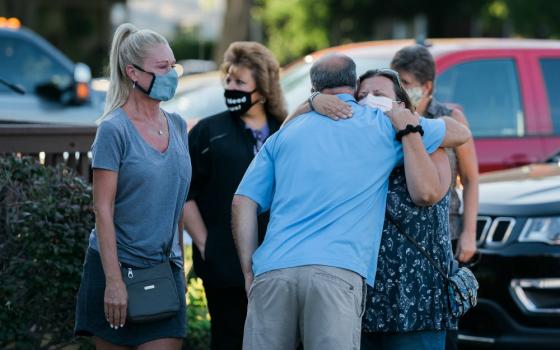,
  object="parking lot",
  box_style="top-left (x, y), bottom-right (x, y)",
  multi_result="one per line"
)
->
top-left (2, 2), bottom-right (560, 349)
